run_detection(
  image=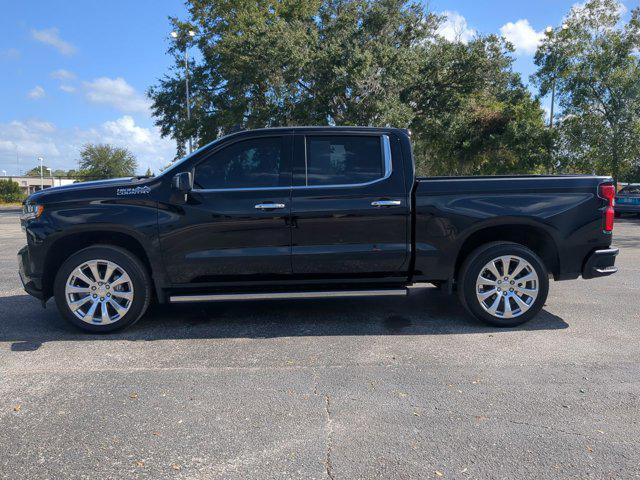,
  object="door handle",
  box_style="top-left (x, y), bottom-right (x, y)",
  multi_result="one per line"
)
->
top-left (255, 203), bottom-right (286, 210)
top-left (371, 199), bottom-right (402, 207)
